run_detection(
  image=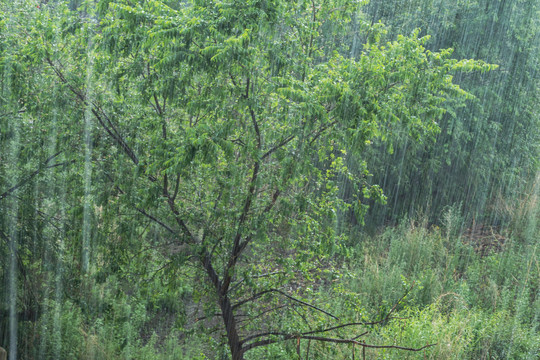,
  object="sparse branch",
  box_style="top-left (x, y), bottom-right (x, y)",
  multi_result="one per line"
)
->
top-left (166, 194), bottom-right (196, 242)
top-left (162, 131), bottom-right (168, 197)
top-left (243, 77), bottom-right (261, 149)
top-left (135, 208), bottom-right (177, 236)
top-left (0, 108), bottom-right (26, 118)
top-left (237, 305), bottom-right (289, 325)
top-left (233, 174), bottom-right (286, 261)
top-left (209, 236), bottom-right (224, 257)
top-left (229, 270), bottom-right (284, 294)
top-left (102, 172), bottom-right (178, 237)
top-left (172, 174), bottom-right (180, 202)
top-left (153, 93), bottom-right (164, 116)
top-left (46, 57), bottom-right (141, 166)
top-left (90, 107), bottom-right (140, 166)
top-left (46, 57), bottom-right (86, 102)
top-left (253, 271), bottom-right (284, 279)
top-left (245, 76), bottom-right (250, 99)
top-left (229, 72), bottom-right (238, 87)
top-left (380, 282), bottom-right (415, 324)
top-left (261, 134), bottom-right (296, 160)
top-left (309, 119), bottom-right (338, 145)
top-left (237, 285), bottom-right (418, 355)
top-left (242, 322), bottom-right (374, 345)
top-left (301, 322), bottom-right (379, 336)
top-left (221, 162), bottom-right (259, 294)
top-left (233, 289), bottom-right (273, 309)
top-left (263, 189), bottom-right (281, 214)
top-left (76, 72), bottom-right (193, 247)
top-left (242, 333), bottom-right (436, 354)
top-left (249, 106), bottom-right (261, 149)
top-left (0, 151), bottom-right (64, 200)
top-left (194, 313), bottom-right (222, 322)
top-left (233, 289), bottom-right (338, 320)
top-left (154, 92), bottom-right (169, 200)
top-left (301, 0), bottom-right (319, 82)
top-left (221, 91), bottom-right (262, 293)
top-left (11, 194), bottom-right (67, 233)
top-left (351, 331), bottom-right (369, 341)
